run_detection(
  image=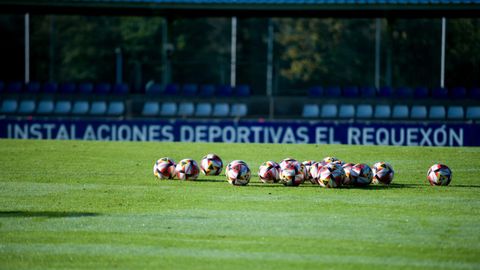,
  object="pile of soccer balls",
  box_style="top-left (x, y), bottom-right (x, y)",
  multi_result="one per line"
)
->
top-left (153, 154), bottom-right (452, 187)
